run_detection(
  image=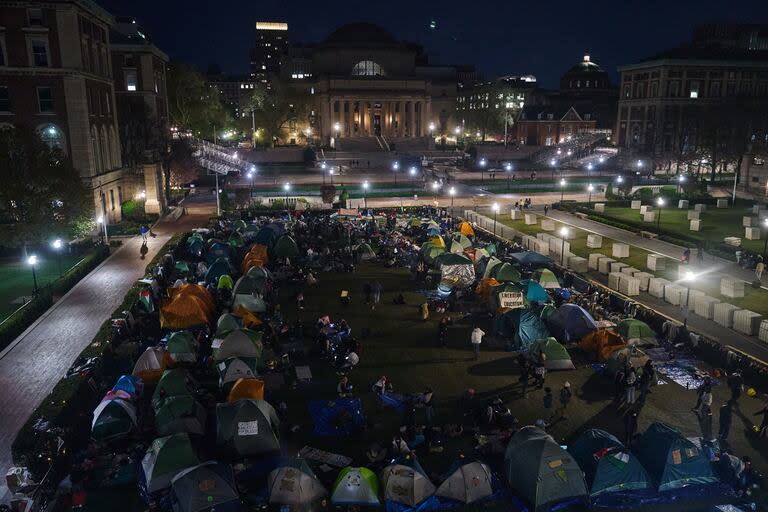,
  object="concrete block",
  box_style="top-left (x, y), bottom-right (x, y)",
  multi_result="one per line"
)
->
top-left (721, 278), bottom-right (745, 298)
top-left (541, 219), bottom-right (555, 231)
top-left (690, 219), bottom-right (702, 231)
top-left (598, 257), bottom-right (616, 274)
top-left (631, 200), bottom-right (642, 210)
top-left (724, 237), bottom-right (741, 247)
top-left (610, 261), bottom-right (629, 274)
top-left (752, 204), bottom-right (765, 215)
top-left (678, 200), bottom-right (689, 209)
top-left (733, 309), bottom-right (763, 336)
top-left (594, 203), bottom-right (605, 213)
top-left (633, 272), bottom-right (653, 291)
top-left (648, 278), bottom-right (671, 298)
top-left (567, 255), bottom-right (588, 273)
top-left (534, 240), bottom-right (550, 256)
top-left (694, 203), bottom-right (707, 212)
top-left (714, 303), bottom-right (739, 328)
top-left (586, 234), bottom-right (602, 248)
top-left (685, 289), bottom-right (705, 309)
top-left (647, 254), bottom-right (666, 271)
top-left (619, 275), bottom-right (640, 296)
top-left (745, 227), bottom-right (761, 240)
top-left (621, 266), bottom-right (639, 276)
top-left (612, 243), bottom-right (630, 258)
top-left (524, 213), bottom-right (537, 225)
top-left (664, 285), bottom-right (685, 306)
top-left (643, 211), bottom-right (656, 222)
top-left (549, 237), bottom-right (570, 258)
top-left (510, 209), bottom-right (523, 220)
top-left (743, 216), bottom-right (755, 227)
top-left (759, 320), bottom-right (768, 343)
top-left (694, 295), bottom-right (720, 320)
top-left (687, 210), bottom-right (700, 221)
top-left (588, 253), bottom-right (604, 270)
top-left (717, 199), bottom-right (728, 208)
top-left (640, 205), bottom-right (653, 214)
top-left (608, 272), bottom-right (623, 291)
